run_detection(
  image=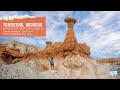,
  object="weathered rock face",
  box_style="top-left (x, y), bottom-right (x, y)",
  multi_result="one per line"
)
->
top-left (78, 43), bottom-right (90, 55)
top-left (97, 58), bottom-right (120, 63)
top-left (0, 44), bottom-right (22, 58)
top-left (2, 40), bottom-right (43, 54)
top-left (45, 41), bottom-right (52, 49)
top-left (10, 48), bottom-right (20, 52)
top-left (23, 17), bottom-right (91, 60)
top-left (0, 43), bottom-right (24, 64)
top-left (0, 44), bottom-right (5, 55)
top-left (0, 41), bottom-right (44, 64)
top-left (0, 58), bottom-right (6, 67)
top-left (78, 43), bottom-right (91, 58)
top-left (63, 29), bottom-right (78, 51)
top-left (63, 18), bottom-right (78, 51)
top-left (0, 55), bottom-right (118, 79)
